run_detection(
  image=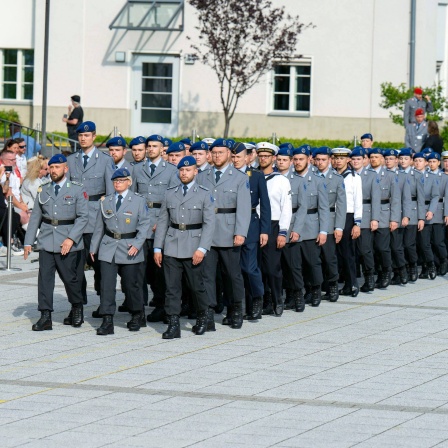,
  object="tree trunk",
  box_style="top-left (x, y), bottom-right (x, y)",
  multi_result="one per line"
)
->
top-left (223, 110), bottom-right (230, 138)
